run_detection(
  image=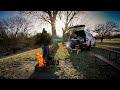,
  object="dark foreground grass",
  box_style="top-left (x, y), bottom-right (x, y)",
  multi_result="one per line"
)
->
top-left (92, 47), bottom-right (120, 64)
top-left (68, 48), bottom-right (120, 79)
top-left (92, 47), bottom-right (120, 79)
